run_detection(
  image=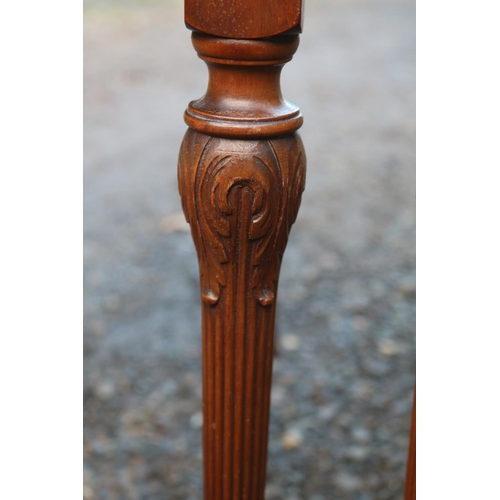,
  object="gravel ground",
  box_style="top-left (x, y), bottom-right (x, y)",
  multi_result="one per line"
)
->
top-left (83, 0), bottom-right (415, 498)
